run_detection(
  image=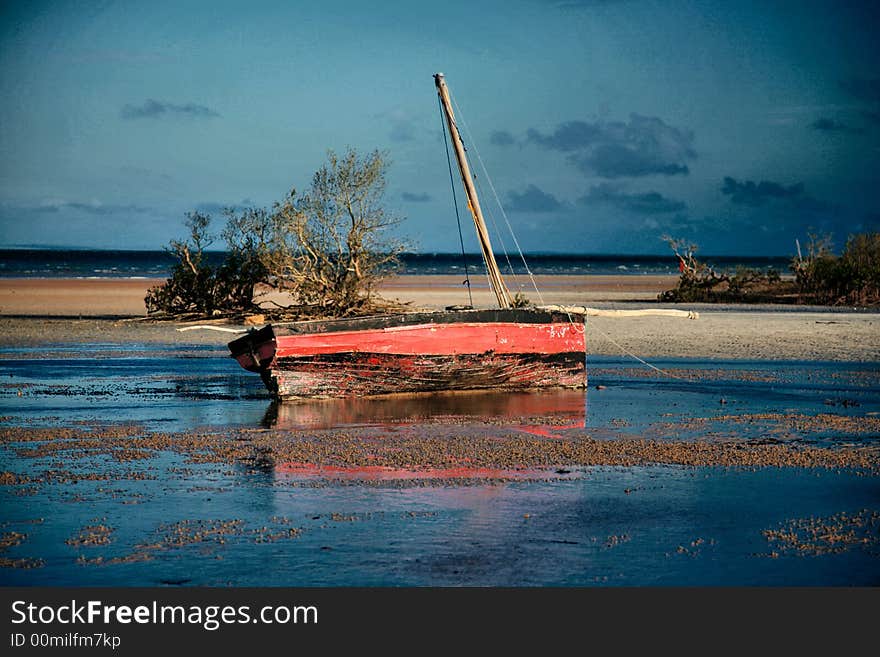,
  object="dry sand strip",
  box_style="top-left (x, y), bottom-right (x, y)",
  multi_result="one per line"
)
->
top-left (0, 275), bottom-right (676, 317)
top-left (380, 273), bottom-right (679, 305)
top-left (0, 278), bottom-right (154, 317)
